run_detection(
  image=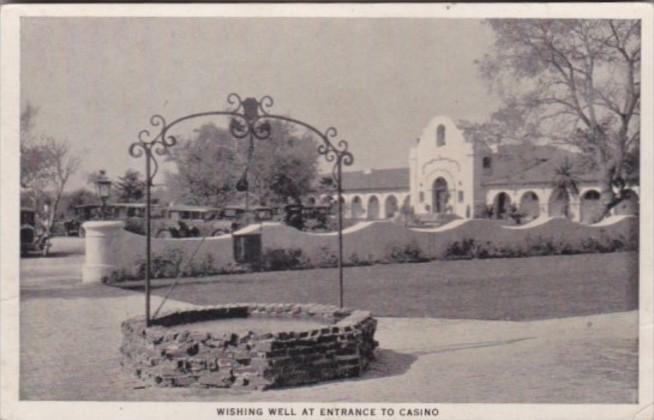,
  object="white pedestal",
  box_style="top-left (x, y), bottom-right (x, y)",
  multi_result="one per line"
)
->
top-left (81, 220), bottom-right (125, 284)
